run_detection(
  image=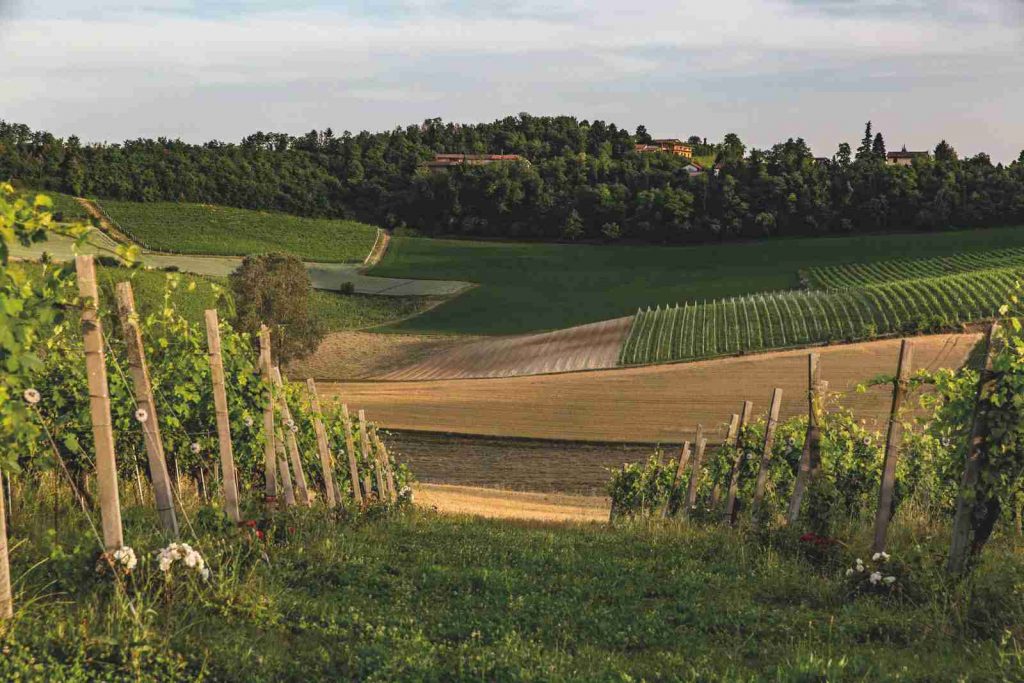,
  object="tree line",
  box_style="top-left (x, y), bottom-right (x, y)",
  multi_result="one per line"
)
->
top-left (2, 116), bottom-right (1023, 244)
